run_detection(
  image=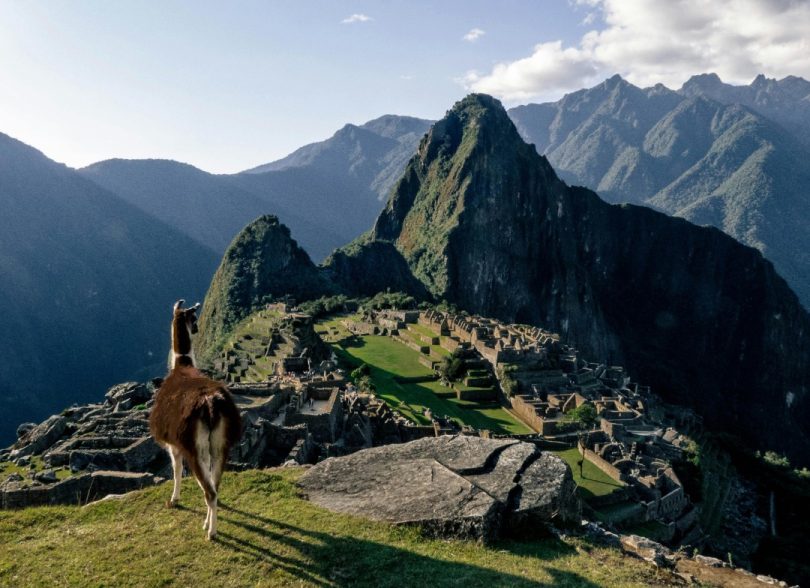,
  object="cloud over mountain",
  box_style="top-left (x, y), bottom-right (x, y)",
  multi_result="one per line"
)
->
top-left (465, 0), bottom-right (810, 101)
